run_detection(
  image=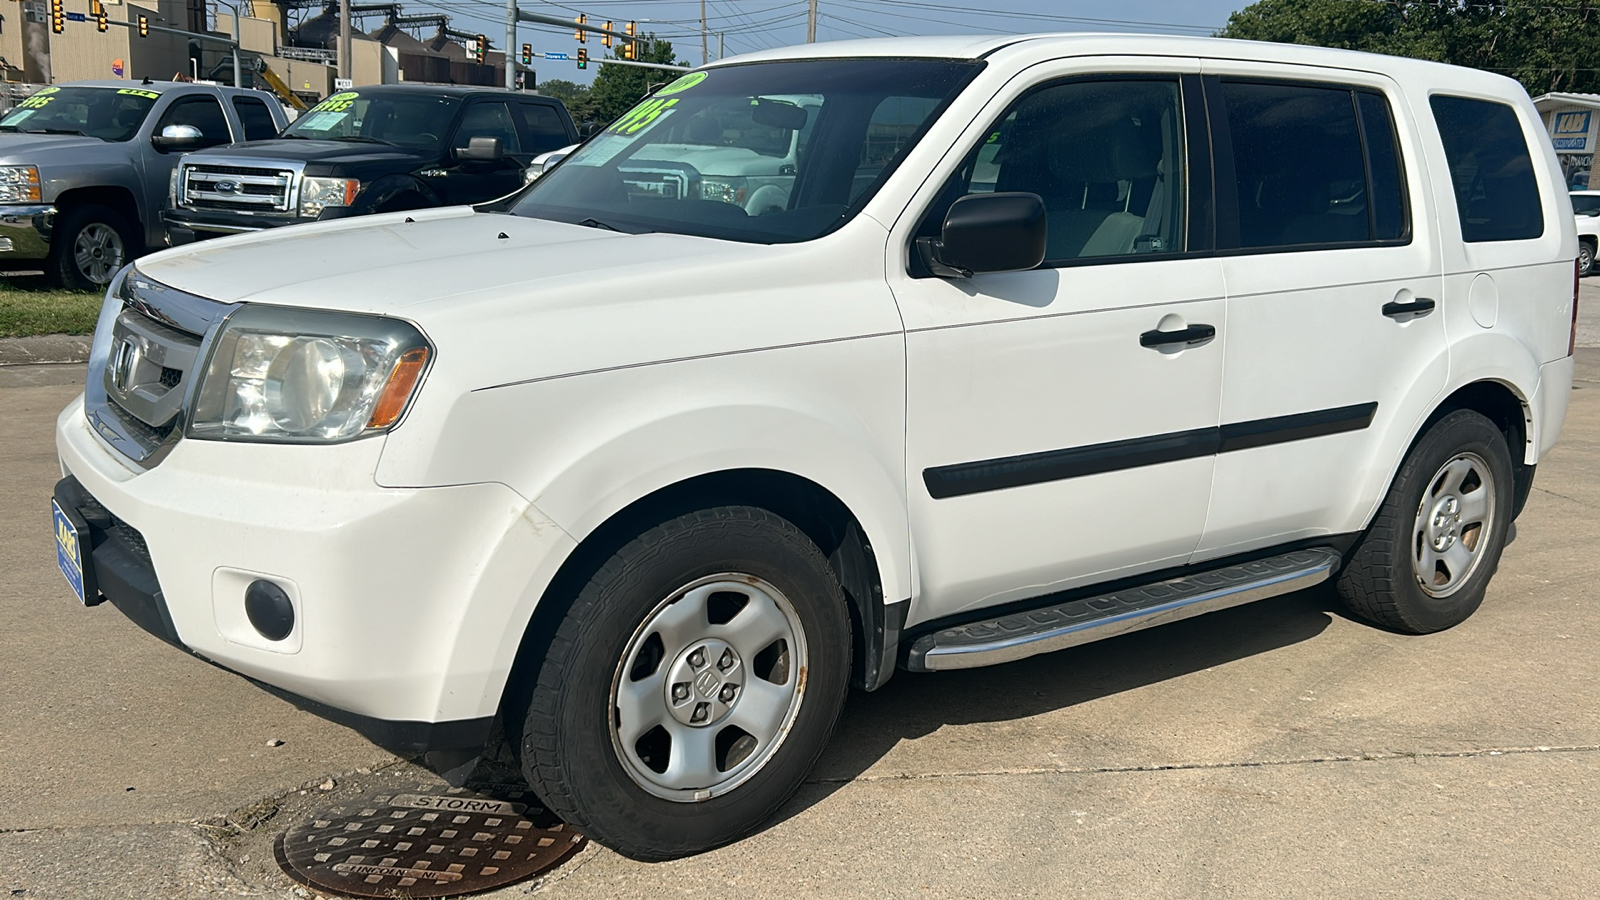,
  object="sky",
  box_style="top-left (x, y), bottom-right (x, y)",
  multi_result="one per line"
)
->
top-left (369, 0), bottom-right (1251, 84)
